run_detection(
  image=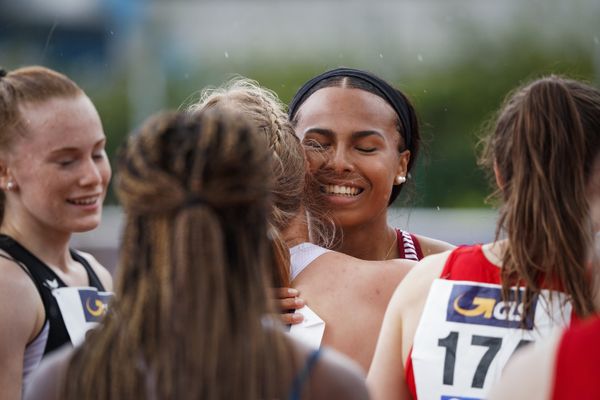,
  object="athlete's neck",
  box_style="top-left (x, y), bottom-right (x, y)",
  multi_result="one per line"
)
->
top-left (335, 220), bottom-right (398, 261)
top-left (0, 219), bottom-right (73, 271)
top-left (481, 240), bottom-right (508, 267)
